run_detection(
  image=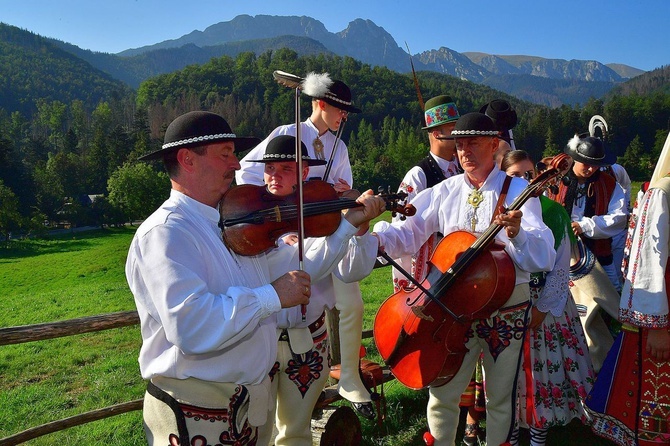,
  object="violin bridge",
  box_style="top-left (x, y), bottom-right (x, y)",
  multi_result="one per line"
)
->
top-left (273, 205), bottom-right (281, 222)
top-left (411, 305), bottom-right (434, 322)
